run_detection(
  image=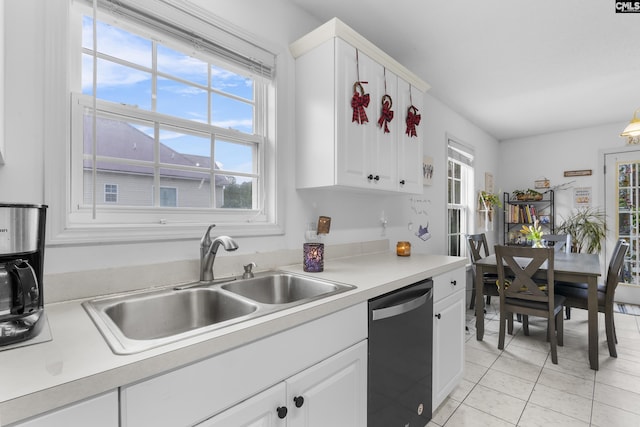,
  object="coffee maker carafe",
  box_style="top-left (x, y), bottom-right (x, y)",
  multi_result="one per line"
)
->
top-left (0, 203), bottom-right (47, 346)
